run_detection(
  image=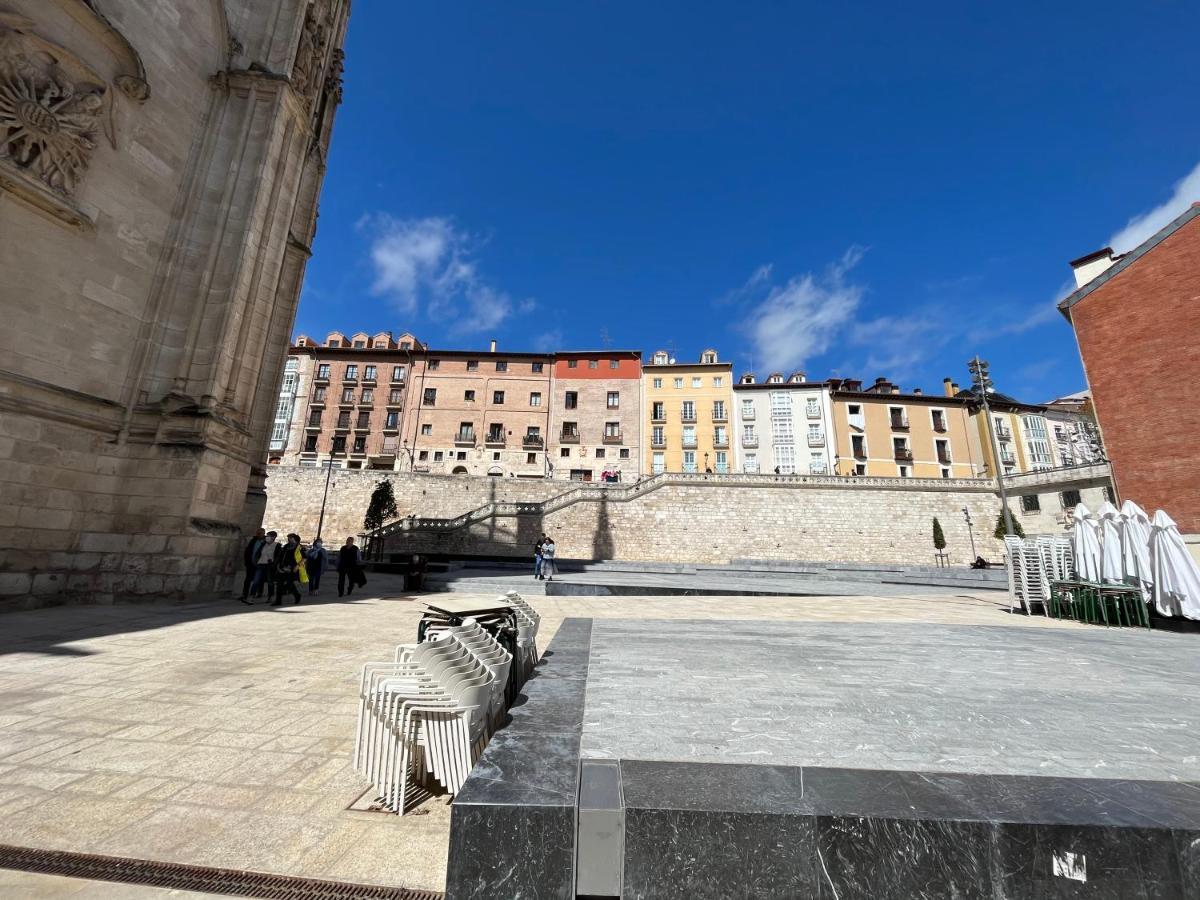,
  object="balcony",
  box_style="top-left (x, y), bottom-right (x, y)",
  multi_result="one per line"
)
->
top-left (712, 411), bottom-right (728, 423)
top-left (852, 445), bottom-right (867, 459)
top-left (313, 373), bottom-right (330, 384)
top-left (390, 373), bottom-right (405, 384)
top-left (485, 433), bottom-right (506, 448)
top-left (806, 406), bottom-right (821, 419)
top-left (742, 409), bottom-right (755, 421)
top-left (309, 397), bottom-right (326, 407)
top-left (937, 453), bottom-right (953, 465)
top-left (651, 414), bottom-right (667, 424)
top-left (807, 434), bottom-right (825, 447)
top-left (454, 430), bottom-right (476, 447)
top-left (894, 447), bottom-right (914, 461)
top-left (742, 435), bottom-right (759, 448)
top-left (354, 422), bottom-right (371, 432)
top-left (559, 432), bottom-right (580, 444)
top-left (713, 436), bottom-right (730, 449)
top-left (305, 422), bottom-right (322, 431)
top-left (680, 413), bottom-right (697, 423)
top-left (996, 426), bottom-right (1013, 441)
top-left (651, 438), bottom-right (666, 449)
top-left (382, 423), bottom-right (400, 434)
top-left (602, 433), bottom-right (623, 445)
top-left (359, 398), bottom-right (374, 408)
top-left (682, 438), bottom-right (698, 449)
top-left (889, 415), bottom-right (909, 430)
top-left (523, 435), bottom-right (544, 450)
top-left (334, 422), bottom-right (351, 432)
top-left (343, 375), bottom-right (358, 384)
top-left (999, 451), bottom-right (1017, 465)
